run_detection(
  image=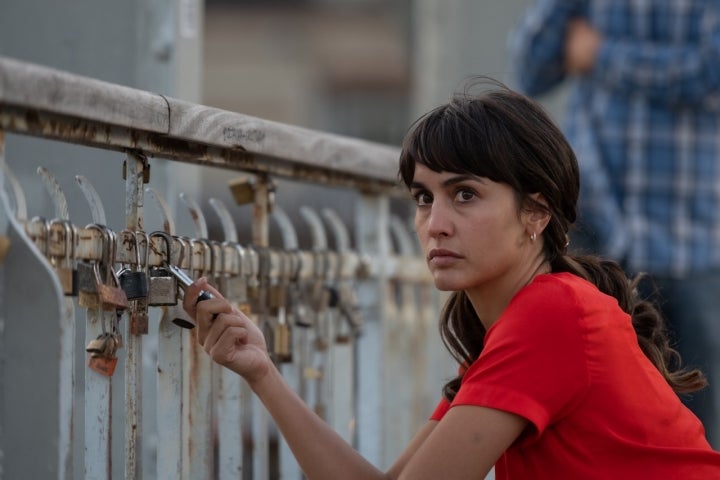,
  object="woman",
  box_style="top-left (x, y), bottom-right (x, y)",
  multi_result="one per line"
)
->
top-left (183, 81), bottom-right (720, 479)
